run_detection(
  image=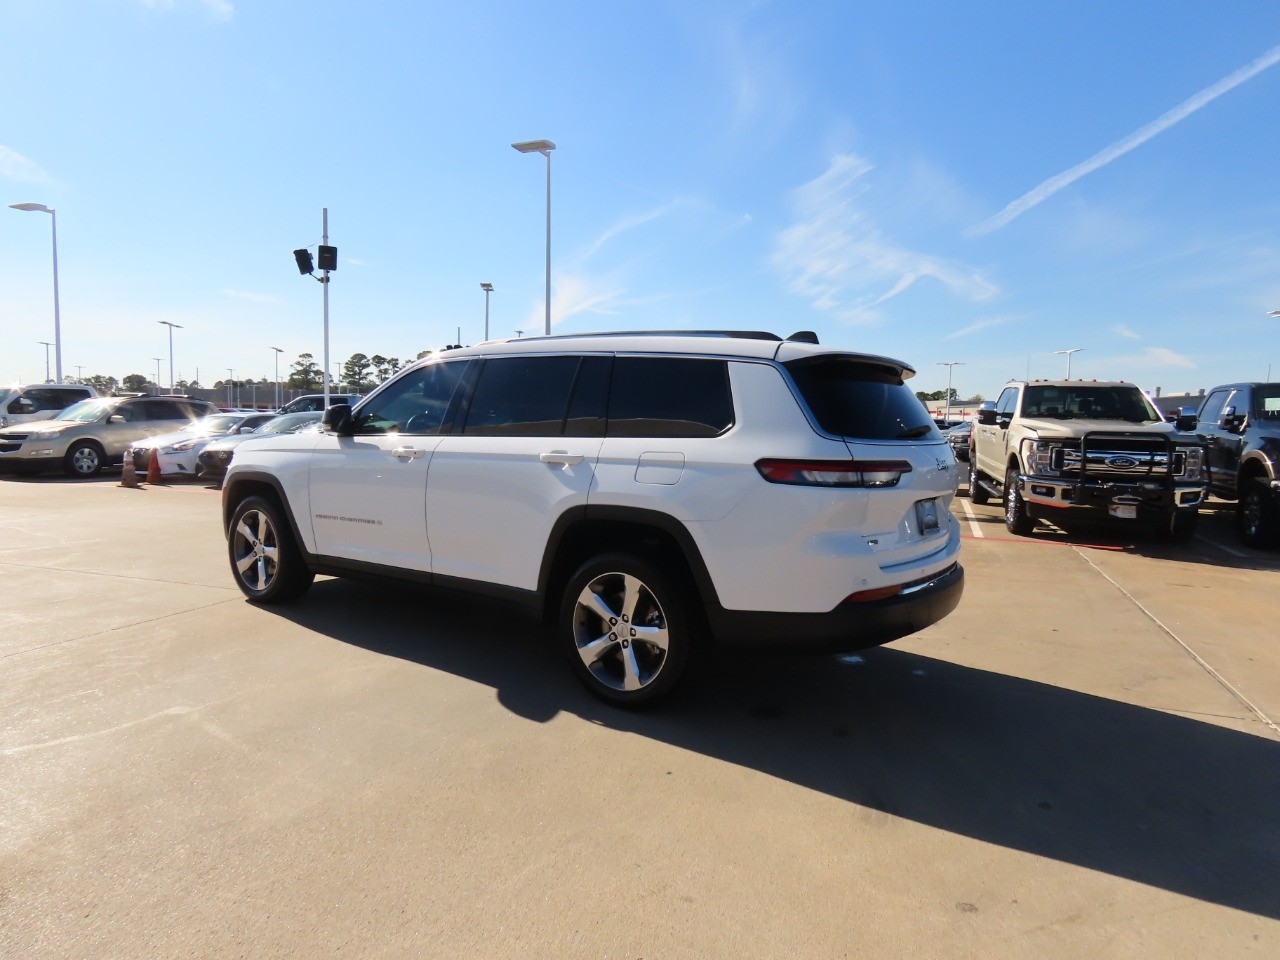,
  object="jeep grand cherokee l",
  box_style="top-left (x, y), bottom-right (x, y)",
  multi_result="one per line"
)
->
top-left (221, 331), bottom-right (964, 706)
